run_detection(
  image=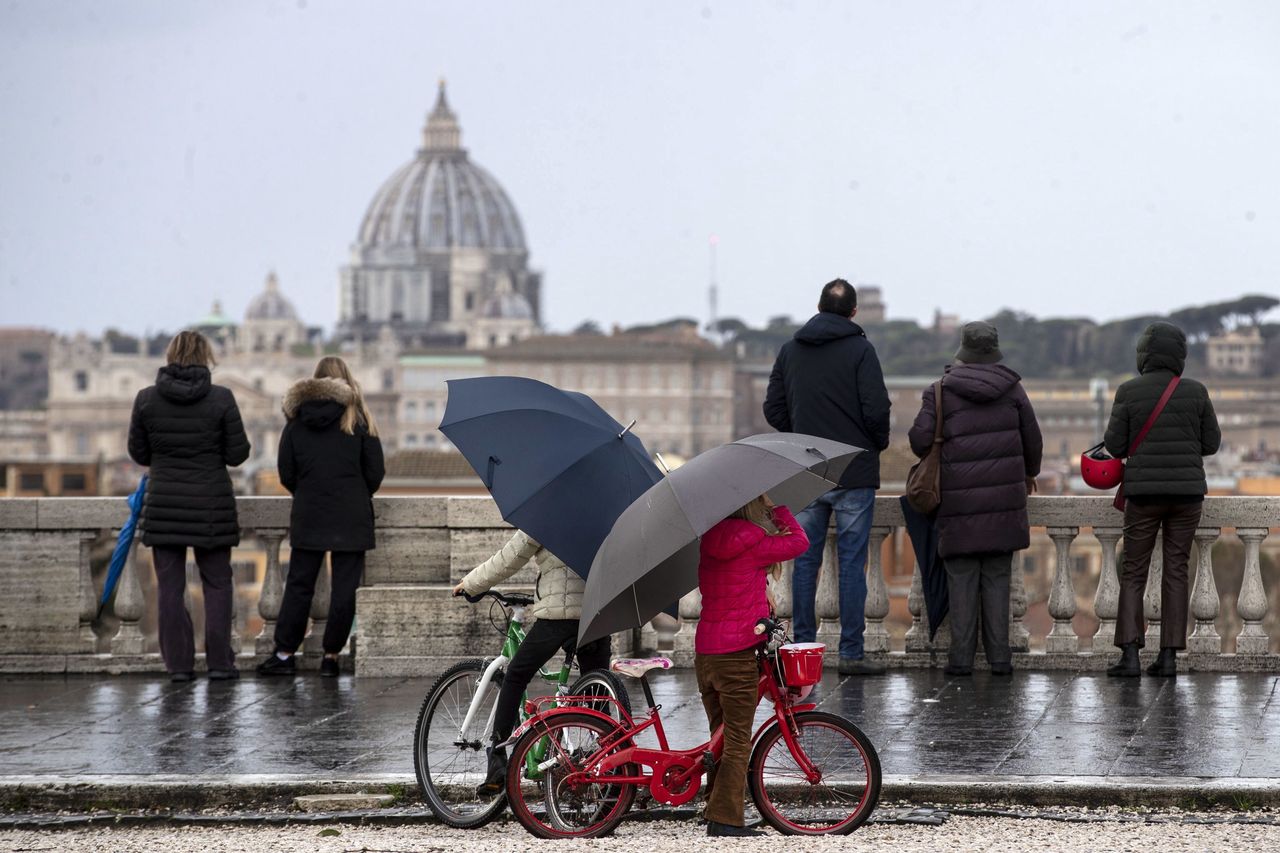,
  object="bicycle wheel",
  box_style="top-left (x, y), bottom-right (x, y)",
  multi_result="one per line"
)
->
top-left (506, 712), bottom-right (635, 839)
top-left (748, 711), bottom-right (881, 835)
top-left (566, 669), bottom-right (633, 724)
top-left (413, 659), bottom-right (507, 829)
